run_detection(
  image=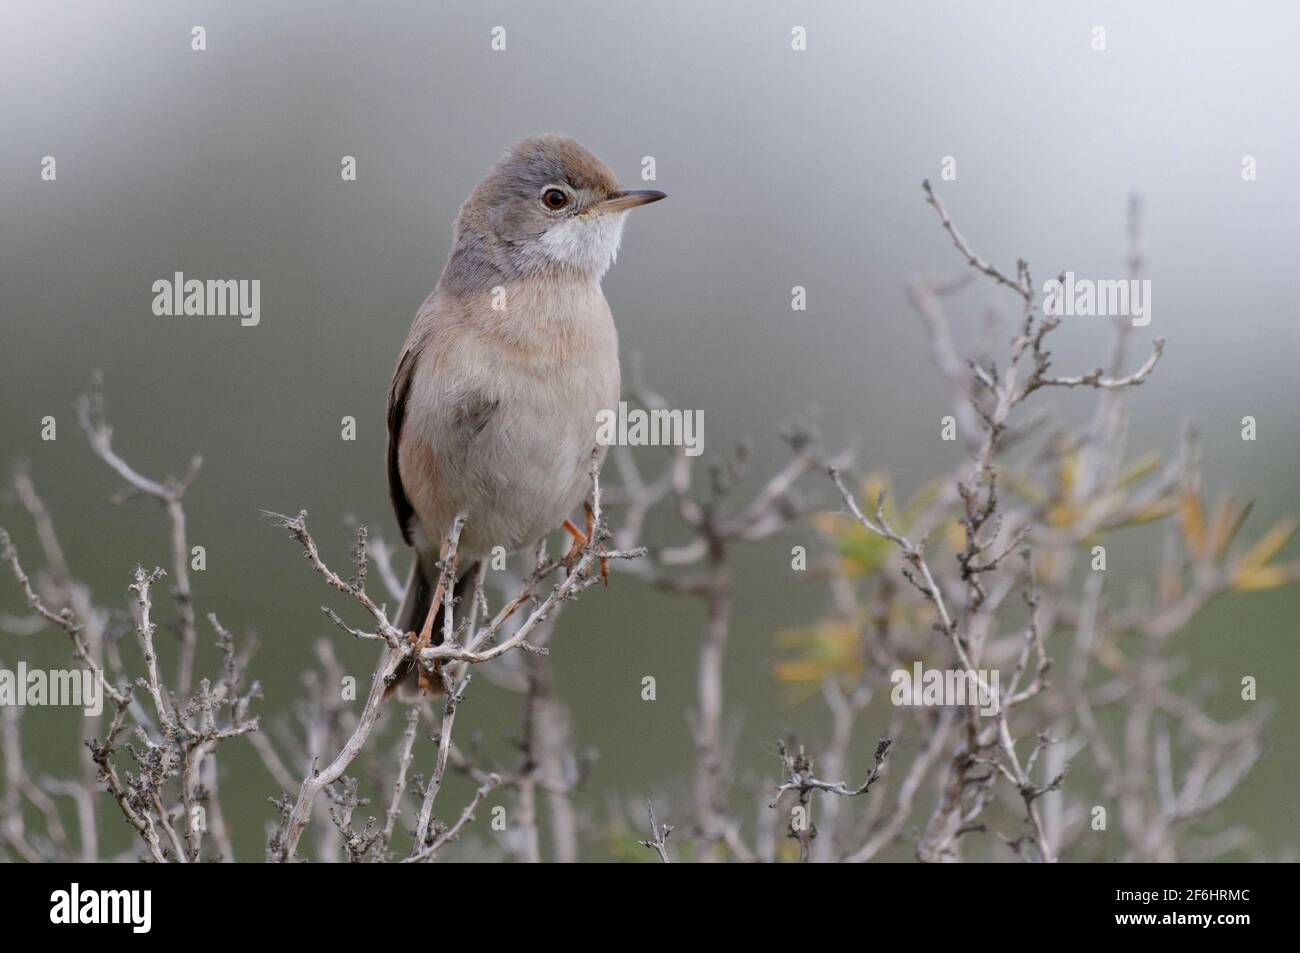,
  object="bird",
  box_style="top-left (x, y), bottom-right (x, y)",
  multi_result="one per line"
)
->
top-left (384, 134), bottom-right (666, 698)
